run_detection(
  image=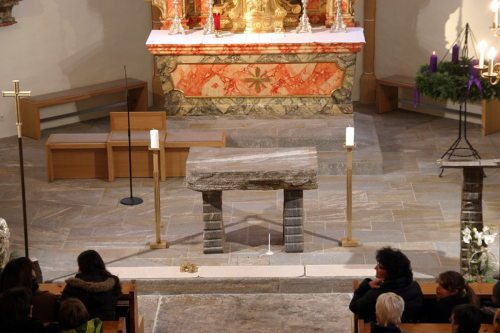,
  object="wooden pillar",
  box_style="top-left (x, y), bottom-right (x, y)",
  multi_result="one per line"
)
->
top-left (359, 0), bottom-right (377, 104)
